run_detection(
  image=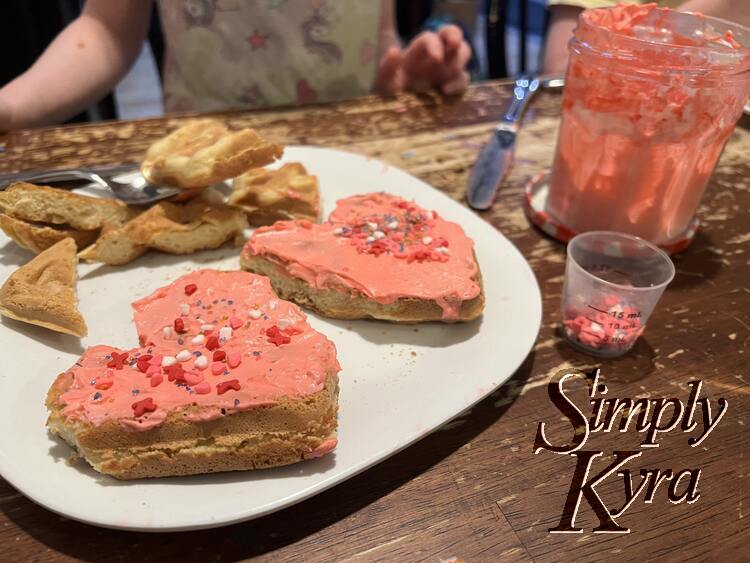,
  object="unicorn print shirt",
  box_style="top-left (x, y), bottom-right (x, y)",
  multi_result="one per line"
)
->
top-left (158, 0), bottom-right (382, 112)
